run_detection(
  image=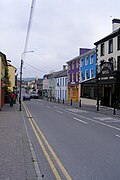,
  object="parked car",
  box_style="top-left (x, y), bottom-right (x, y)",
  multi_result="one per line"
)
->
top-left (30, 92), bottom-right (39, 99)
top-left (23, 94), bottom-right (31, 101)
